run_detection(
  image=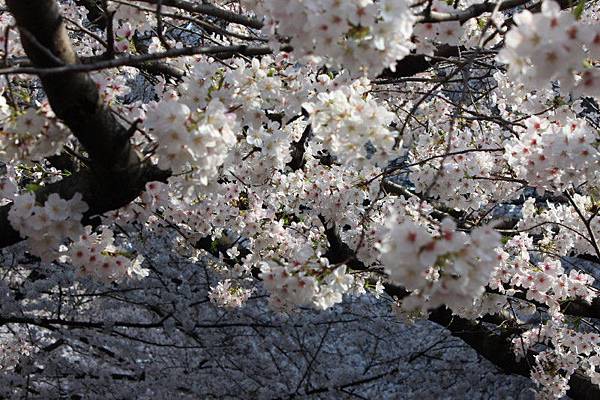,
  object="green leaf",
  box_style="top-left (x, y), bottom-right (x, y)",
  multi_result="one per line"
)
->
top-left (210, 239), bottom-right (219, 254)
top-left (347, 25), bottom-right (370, 40)
top-left (477, 17), bottom-right (487, 30)
top-left (573, 0), bottom-right (586, 19)
top-left (24, 183), bottom-right (40, 193)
